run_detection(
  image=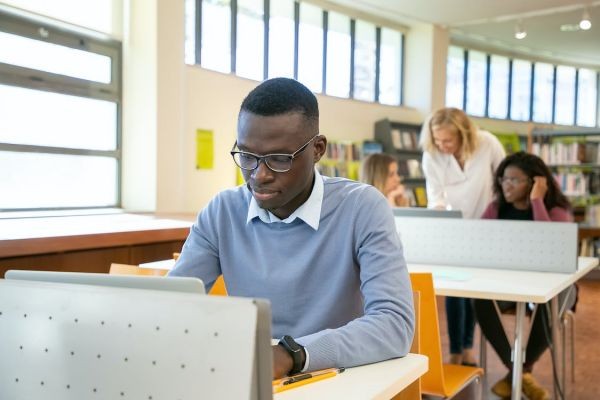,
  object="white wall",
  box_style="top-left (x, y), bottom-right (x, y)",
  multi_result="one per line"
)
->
top-left (123, 0), bottom-right (425, 213)
top-left (182, 67), bottom-right (424, 211)
top-left (12, 0), bottom-right (576, 213)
